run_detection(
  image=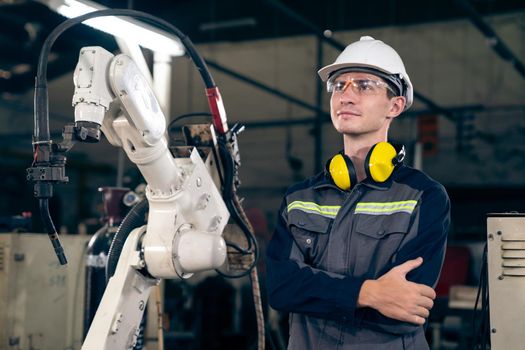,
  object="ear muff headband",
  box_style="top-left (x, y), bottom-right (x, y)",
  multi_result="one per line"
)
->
top-left (328, 153), bottom-right (356, 191)
top-left (365, 141), bottom-right (397, 183)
